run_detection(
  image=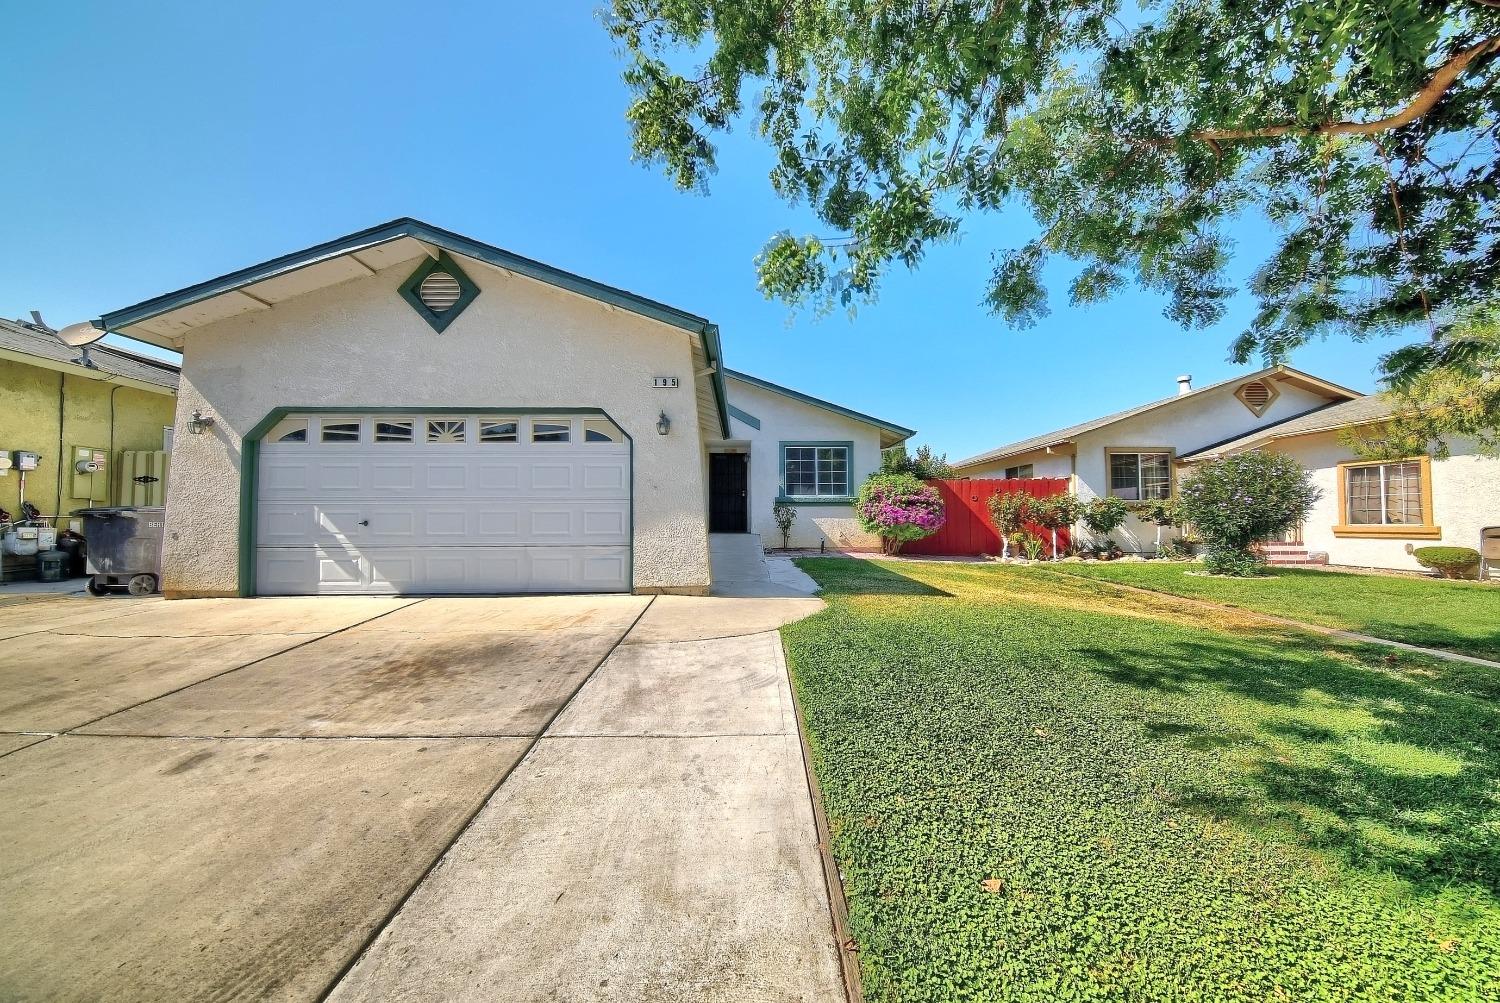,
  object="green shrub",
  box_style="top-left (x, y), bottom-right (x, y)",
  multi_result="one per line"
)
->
top-left (1413, 546), bottom-right (1481, 579)
top-left (1029, 494), bottom-right (1083, 559)
top-left (855, 473), bottom-right (946, 554)
top-left (1011, 531), bottom-right (1046, 561)
top-left (1178, 453), bottom-right (1319, 577)
top-left (986, 491), bottom-right (1031, 559)
top-left (1156, 538), bottom-right (1196, 561)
